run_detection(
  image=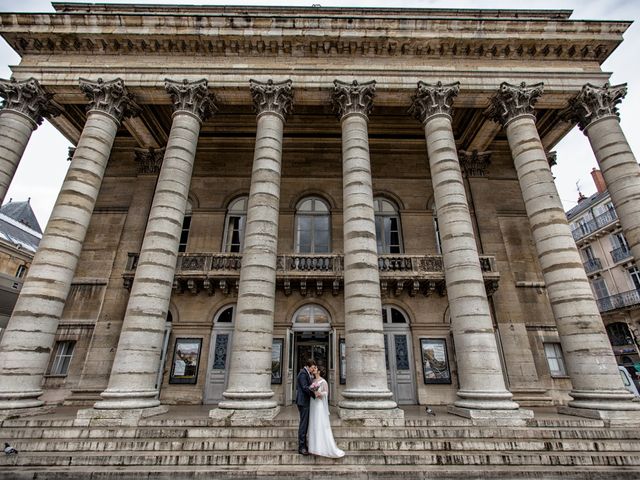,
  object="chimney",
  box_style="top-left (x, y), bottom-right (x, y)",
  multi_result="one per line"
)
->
top-left (591, 168), bottom-right (606, 193)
